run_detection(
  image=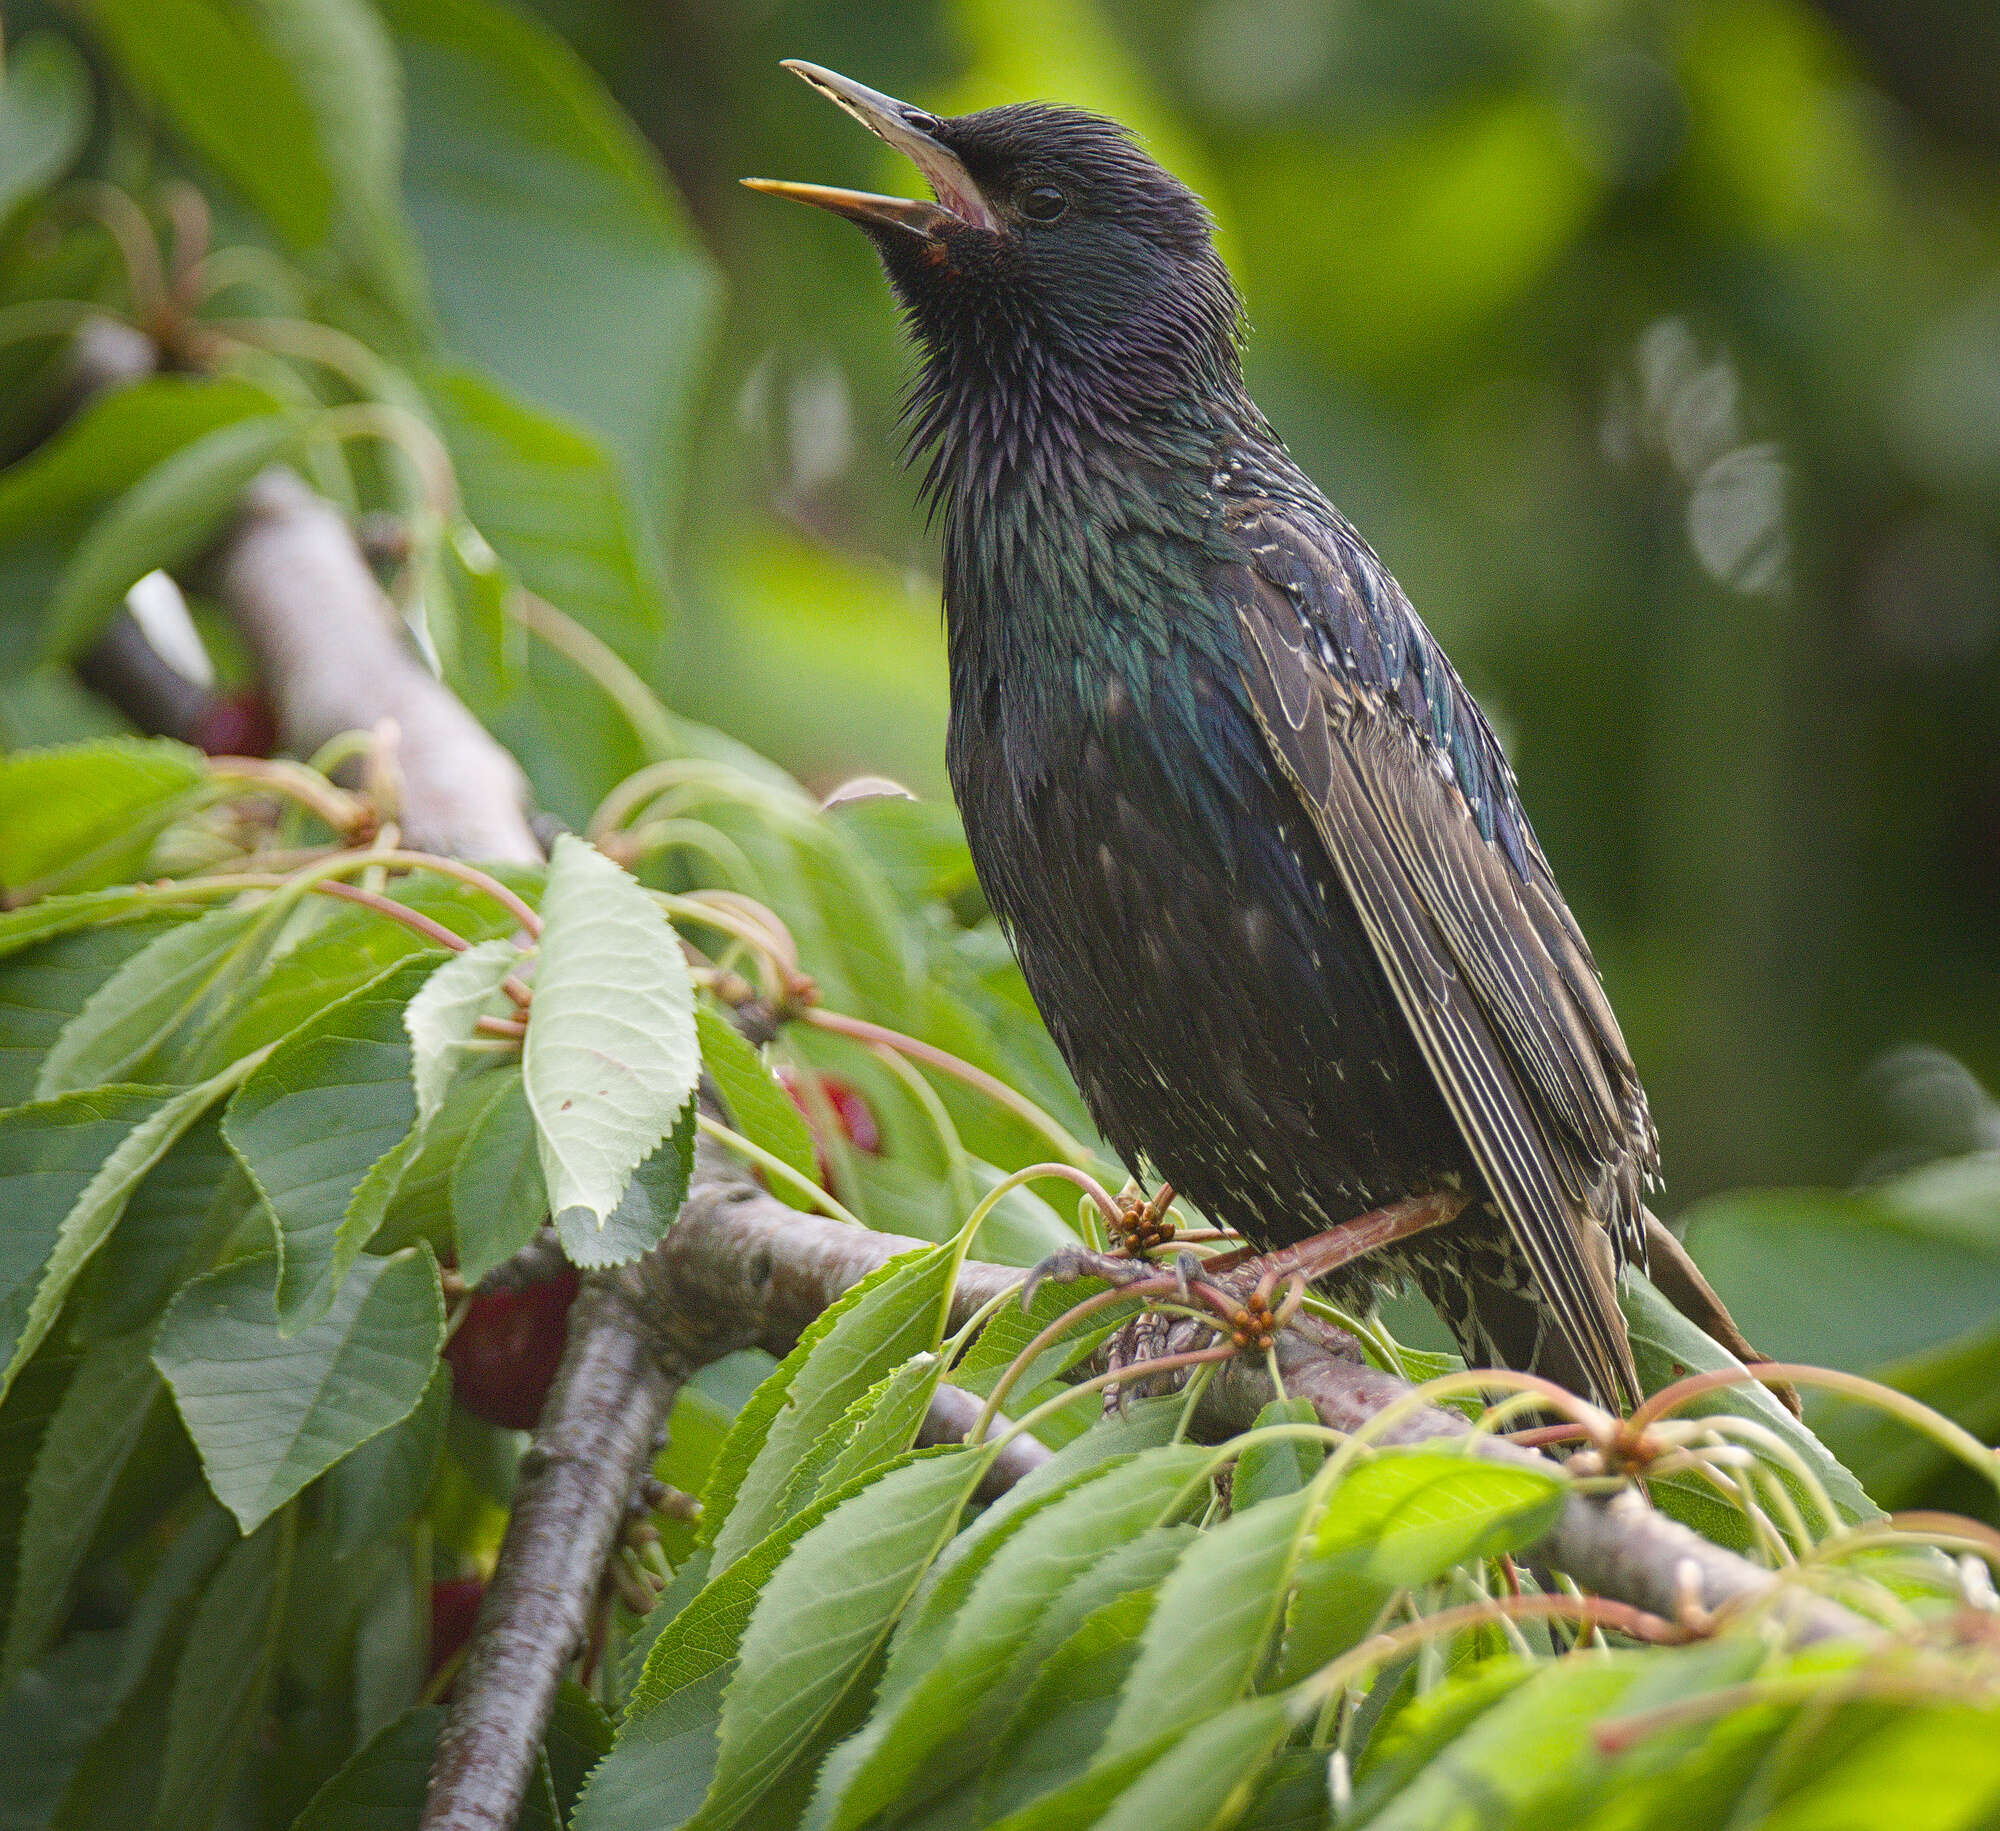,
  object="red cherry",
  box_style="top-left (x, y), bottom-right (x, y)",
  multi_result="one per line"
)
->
top-left (428, 1576), bottom-right (486, 1687)
top-left (442, 1266), bottom-right (579, 1431)
top-left (774, 1069), bottom-right (882, 1184)
top-left (190, 688), bottom-right (279, 758)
